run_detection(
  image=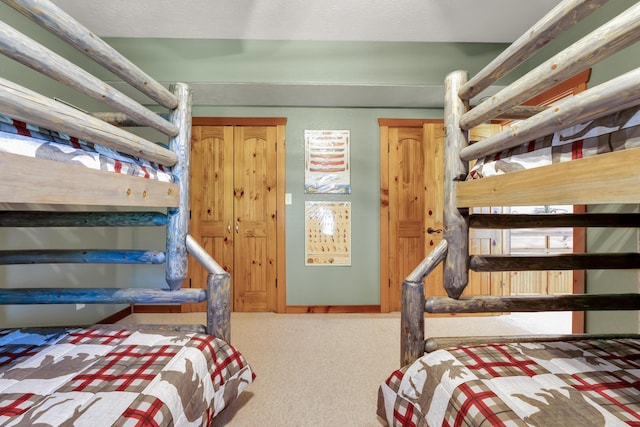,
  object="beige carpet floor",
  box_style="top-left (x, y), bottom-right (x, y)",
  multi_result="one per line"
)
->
top-left (118, 311), bottom-right (571, 427)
